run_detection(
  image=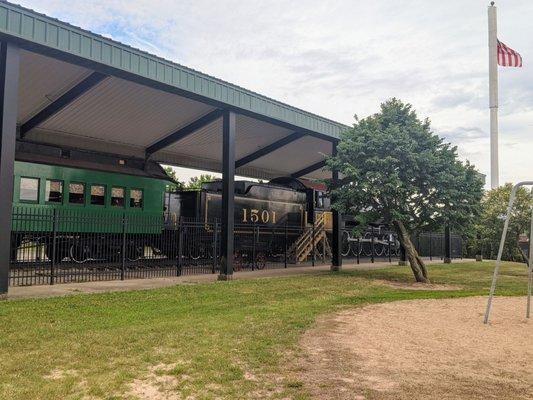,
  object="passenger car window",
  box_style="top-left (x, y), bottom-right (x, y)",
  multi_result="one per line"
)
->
top-left (90, 185), bottom-right (106, 206)
top-left (111, 187), bottom-right (125, 207)
top-left (45, 180), bottom-right (63, 203)
top-left (69, 183), bottom-right (85, 204)
top-left (130, 189), bottom-right (143, 208)
top-left (19, 177), bottom-right (39, 202)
